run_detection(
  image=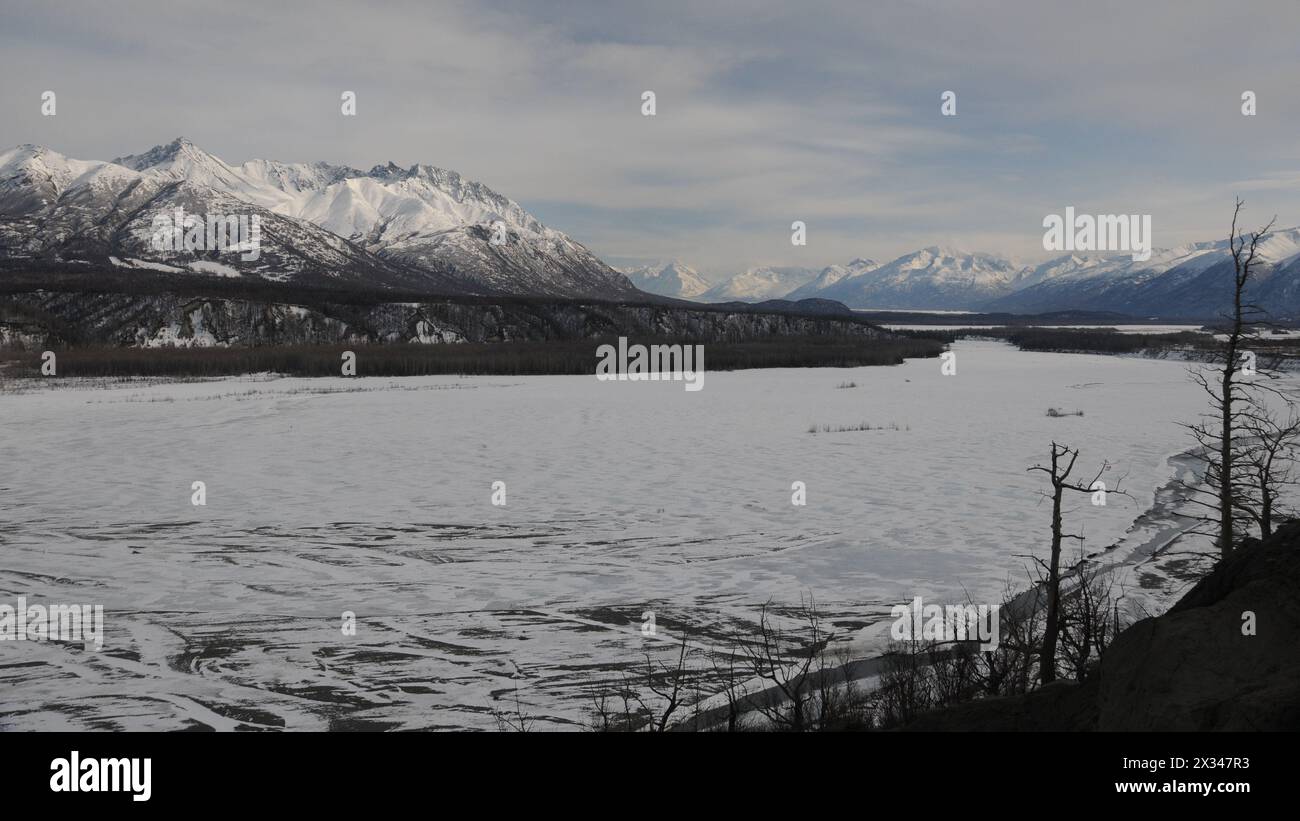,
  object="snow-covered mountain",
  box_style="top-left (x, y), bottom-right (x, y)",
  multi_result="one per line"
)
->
top-left (618, 261), bottom-right (711, 298)
top-left (0, 139), bottom-right (639, 299)
top-left (986, 231), bottom-right (1300, 317)
top-left (9, 139), bottom-right (1300, 318)
top-left (782, 233), bottom-right (1300, 318)
top-left (805, 247), bottom-right (1028, 310)
top-left (0, 142), bottom-right (434, 289)
top-left (784, 258), bottom-right (881, 300)
top-left (700, 266), bottom-right (820, 302)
